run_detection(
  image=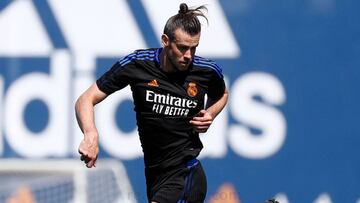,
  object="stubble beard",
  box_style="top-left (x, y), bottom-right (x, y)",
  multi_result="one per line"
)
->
top-left (170, 56), bottom-right (189, 72)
